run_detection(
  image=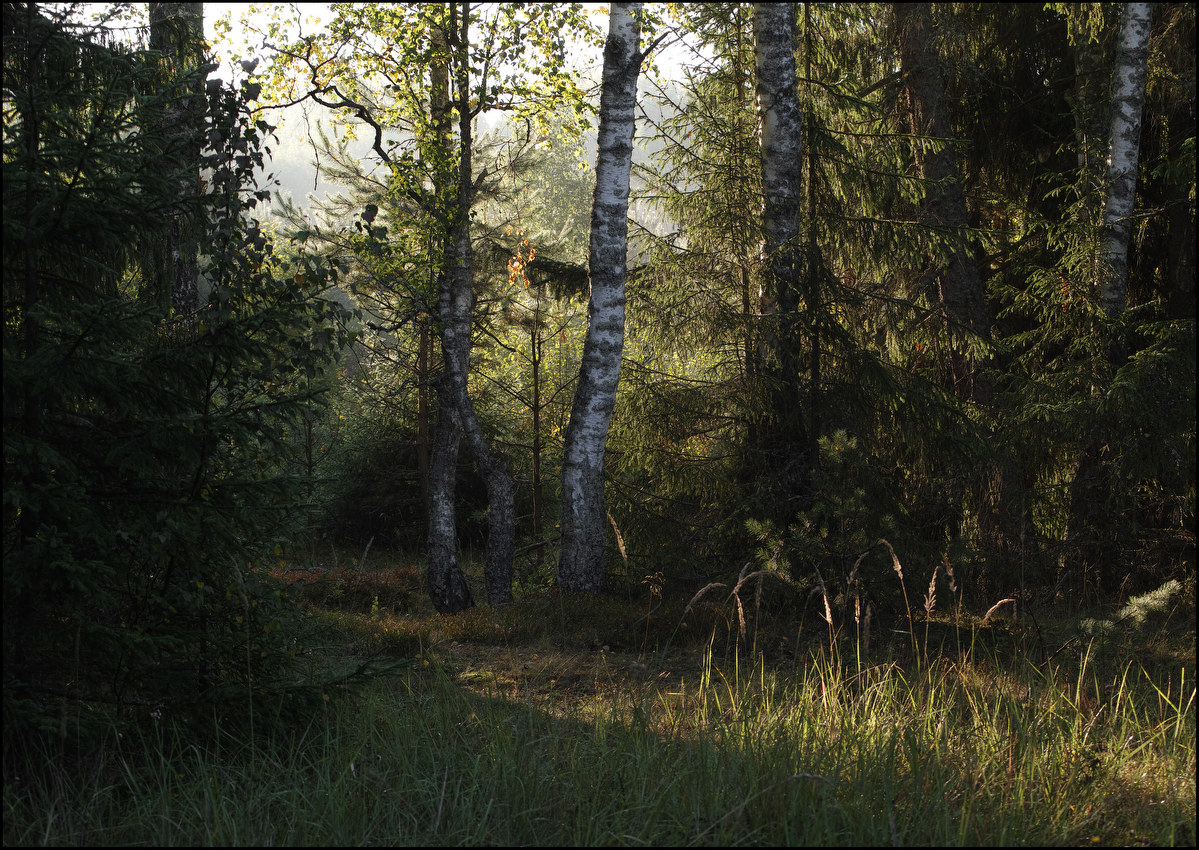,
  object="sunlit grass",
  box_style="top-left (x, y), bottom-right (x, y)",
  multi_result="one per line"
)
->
top-left (5, 559), bottom-right (1194, 846)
